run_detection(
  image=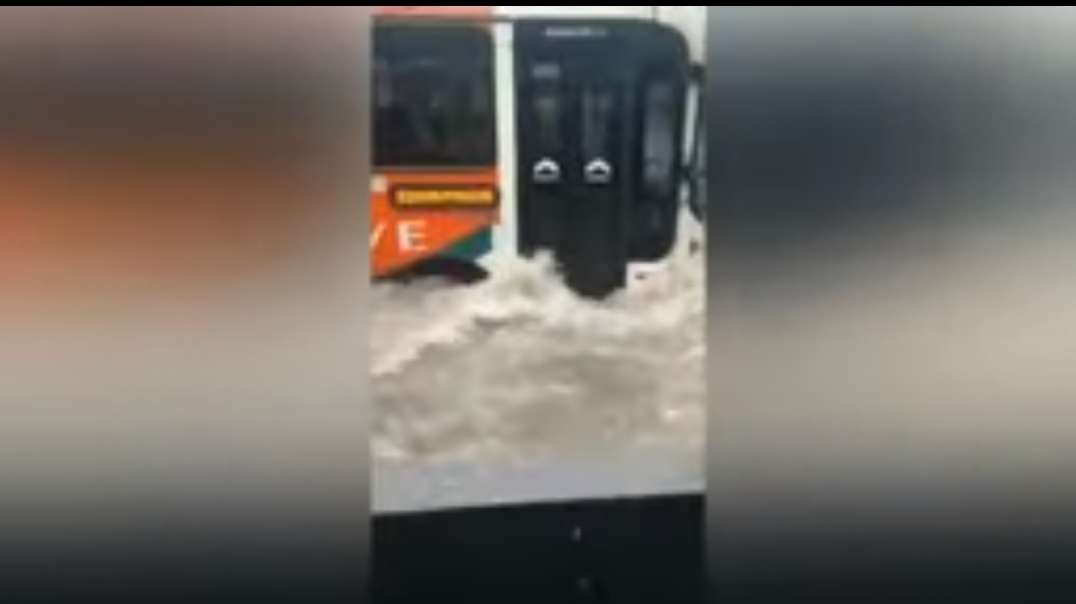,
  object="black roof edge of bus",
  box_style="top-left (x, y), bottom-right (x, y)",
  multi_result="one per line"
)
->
top-left (372, 491), bottom-right (704, 604)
